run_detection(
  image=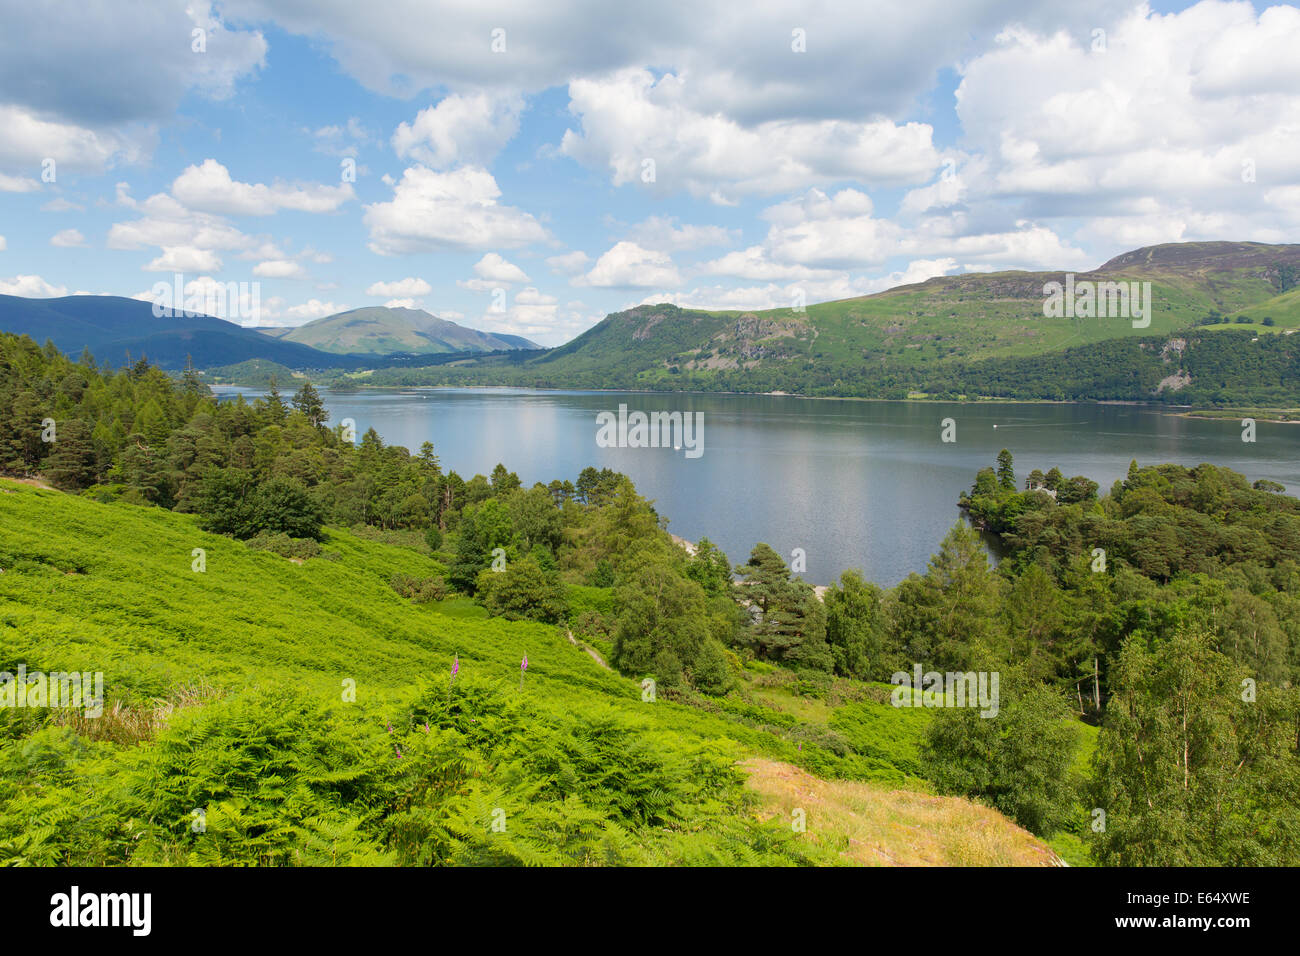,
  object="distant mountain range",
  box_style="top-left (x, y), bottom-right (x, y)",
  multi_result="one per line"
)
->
top-left (0, 297), bottom-right (538, 370)
top-left (359, 241), bottom-right (1300, 407)
top-left (257, 306), bottom-right (538, 355)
